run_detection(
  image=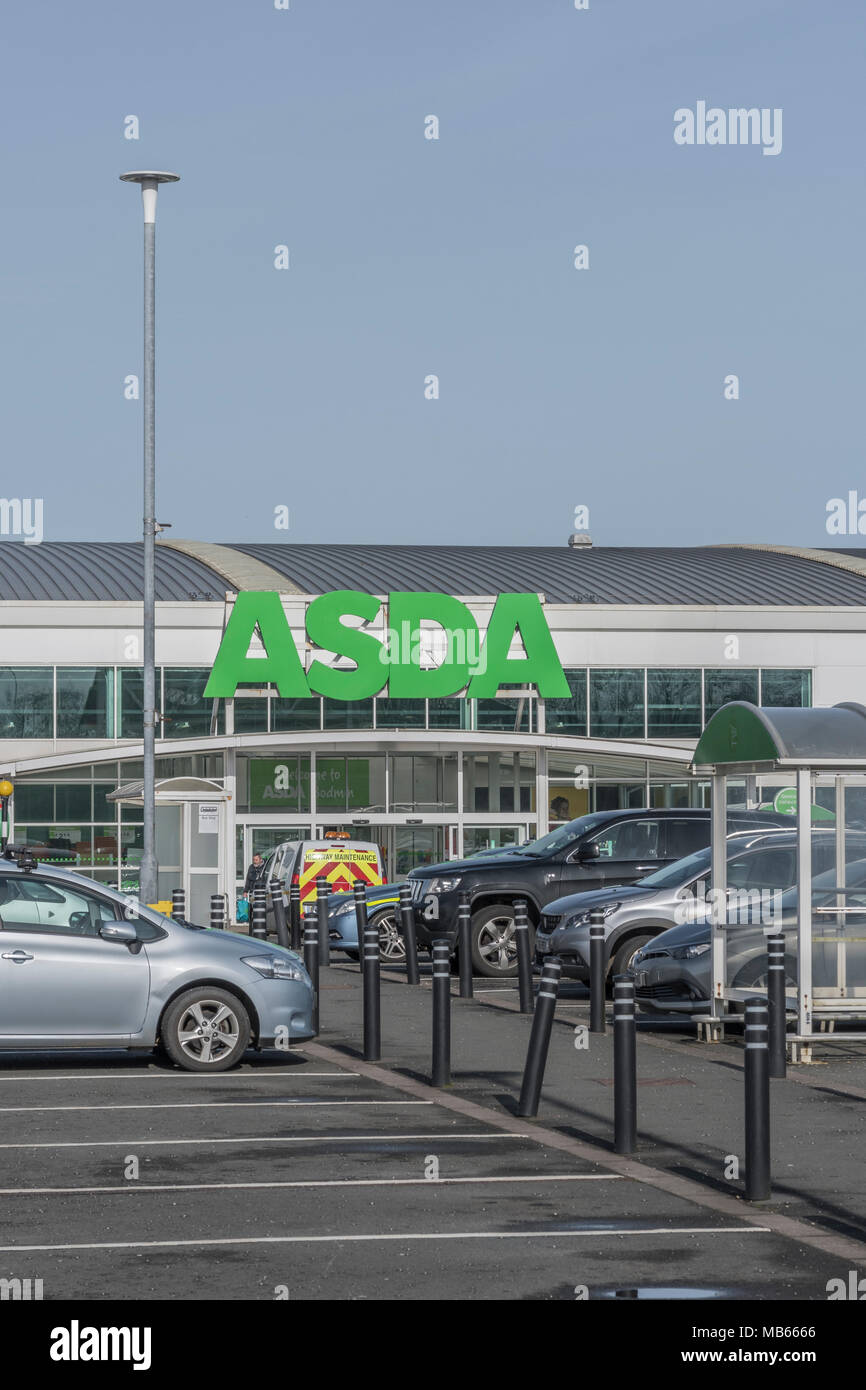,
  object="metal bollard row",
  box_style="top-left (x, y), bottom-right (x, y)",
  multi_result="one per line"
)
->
top-left (457, 890), bottom-right (473, 999)
top-left (269, 878), bottom-right (290, 951)
top-left (589, 909), bottom-right (606, 1034)
top-left (513, 898), bottom-right (534, 1014)
top-left (398, 883), bottom-right (420, 985)
top-left (316, 877), bottom-right (331, 966)
top-left (304, 915), bottom-right (319, 1035)
top-left (517, 957), bottom-right (562, 1117)
top-left (431, 940), bottom-right (451, 1086)
top-left (251, 886), bottom-right (268, 939)
top-left (209, 893), bottom-right (226, 930)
